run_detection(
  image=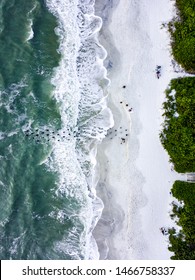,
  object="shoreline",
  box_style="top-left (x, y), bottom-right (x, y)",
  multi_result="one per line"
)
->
top-left (94, 0), bottom-right (128, 260)
top-left (94, 0), bottom-right (187, 259)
